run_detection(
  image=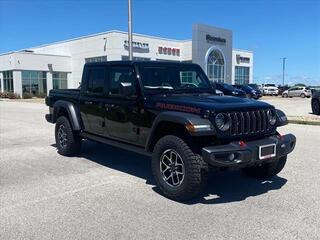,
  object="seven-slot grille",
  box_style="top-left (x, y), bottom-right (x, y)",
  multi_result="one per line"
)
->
top-left (227, 109), bottom-right (274, 136)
